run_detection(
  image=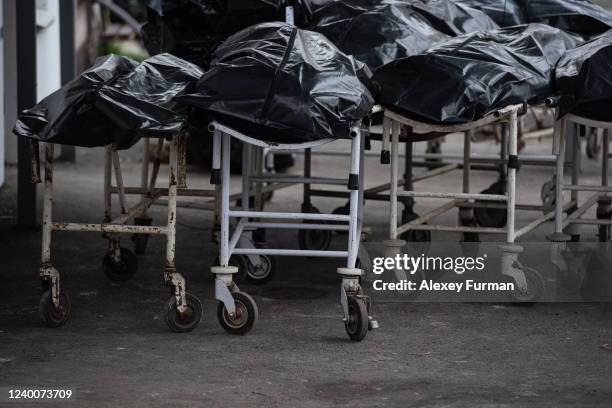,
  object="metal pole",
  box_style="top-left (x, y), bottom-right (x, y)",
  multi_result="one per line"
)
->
top-left (220, 133), bottom-right (232, 266)
top-left (390, 120), bottom-right (400, 239)
top-left (16, 0), bottom-right (37, 227)
top-left (506, 110), bottom-right (518, 244)
top-left (41, 144), bottom-right (55, 264)
top-left (165, 135), bottom-right (178, 269)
